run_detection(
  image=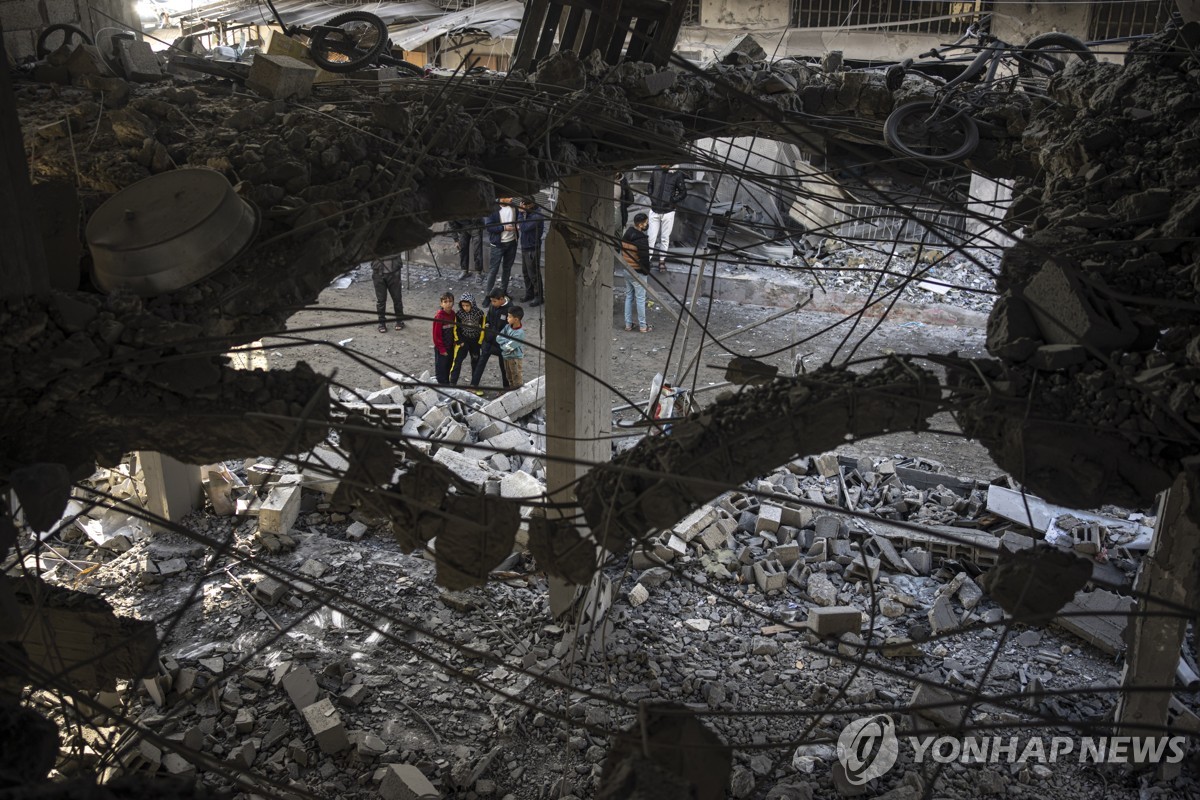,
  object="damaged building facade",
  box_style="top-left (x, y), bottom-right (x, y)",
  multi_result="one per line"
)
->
top-left (4, 0), bottom-right (1200, 798)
